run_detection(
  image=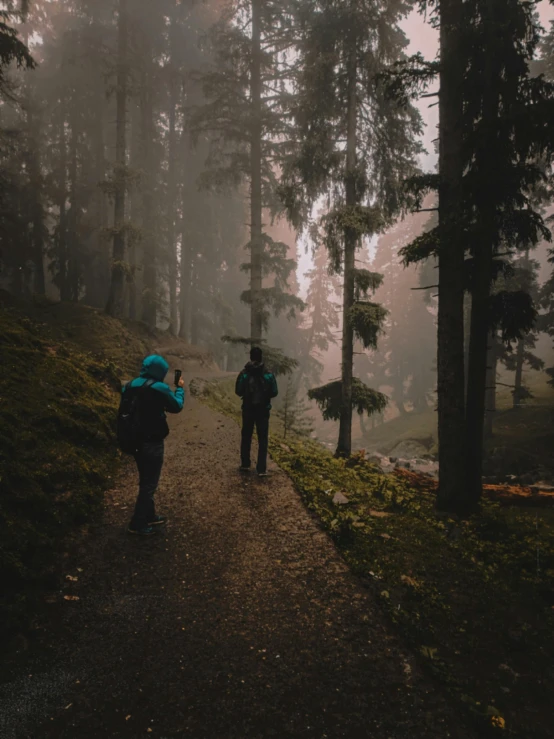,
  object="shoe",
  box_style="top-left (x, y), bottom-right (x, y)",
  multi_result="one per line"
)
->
top-left (239, 466), bottom-right (251, 472)
top-left (149, 515), bottom-right (167, 526)
top-left (257, 471), bottom-right (268, 478)
top-left (127, 525), bottom-right (156, 536)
